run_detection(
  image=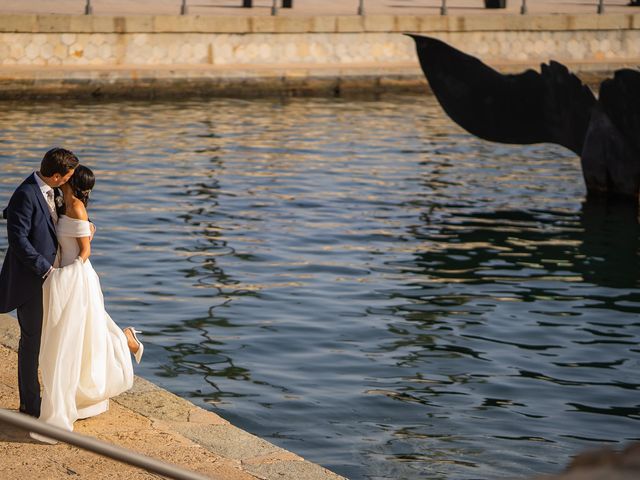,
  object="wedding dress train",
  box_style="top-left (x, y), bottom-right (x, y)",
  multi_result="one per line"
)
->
top-left (36, 215), bottom-right (134, 434)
